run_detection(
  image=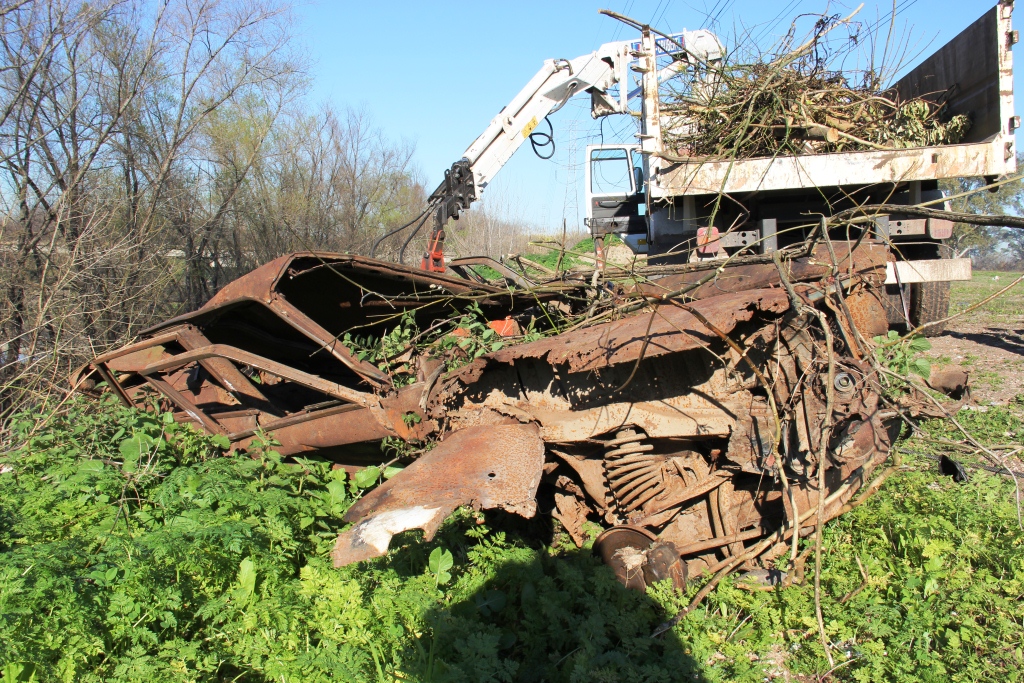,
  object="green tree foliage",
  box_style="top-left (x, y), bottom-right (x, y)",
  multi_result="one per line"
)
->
top-left (940, 155), bottom-right (1024, 268)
